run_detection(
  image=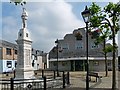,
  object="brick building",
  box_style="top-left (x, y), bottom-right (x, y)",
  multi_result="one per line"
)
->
top-left (0, 40), bottom-right (48, 73)
top-left (0, 40), bottom-right (17, 73)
